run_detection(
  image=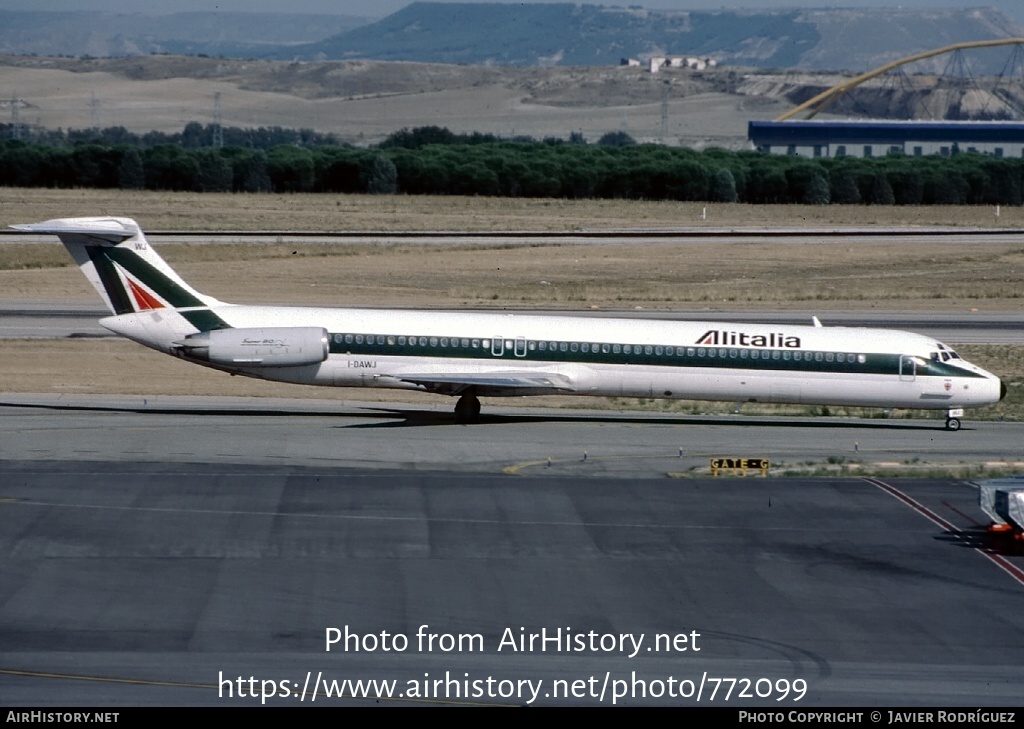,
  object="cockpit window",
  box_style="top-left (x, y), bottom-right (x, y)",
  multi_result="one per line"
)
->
top-left (935, 342), bottom-right (961, 361)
